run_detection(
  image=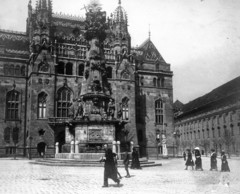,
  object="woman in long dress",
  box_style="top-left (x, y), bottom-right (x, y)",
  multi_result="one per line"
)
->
top-left (221, 150), bottom-right (230, 172)
top-left (194, 147), bottom-right (203, 171)
top-left (185, 149), bottom-right (194, 170)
